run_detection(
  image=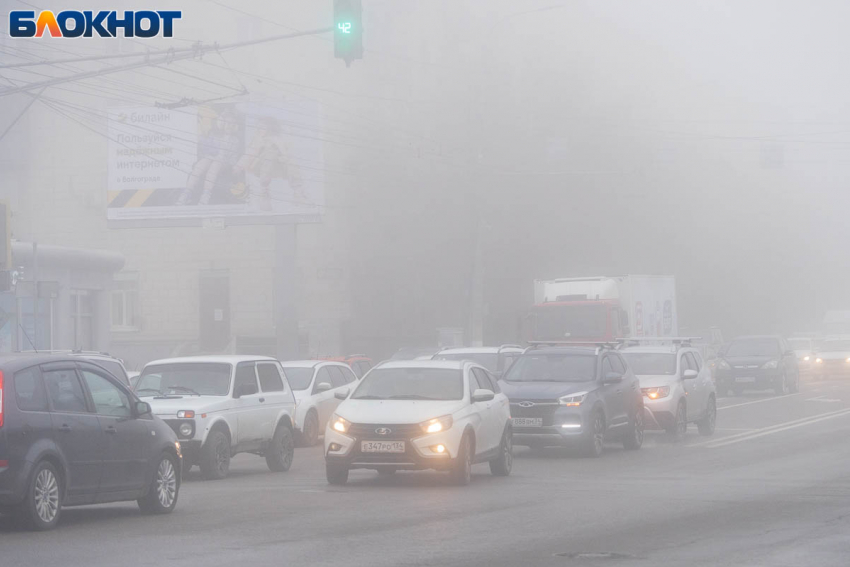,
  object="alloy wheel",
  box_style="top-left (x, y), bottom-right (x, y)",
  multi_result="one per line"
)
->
top-left (34, 468), bottom-right (59, 524)
top-left (156, 458), bottom-right (177, 508)
top-left (593, 414), bottom-right (605, 453)
top-left (215, 438), bottom-right (229, 474)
